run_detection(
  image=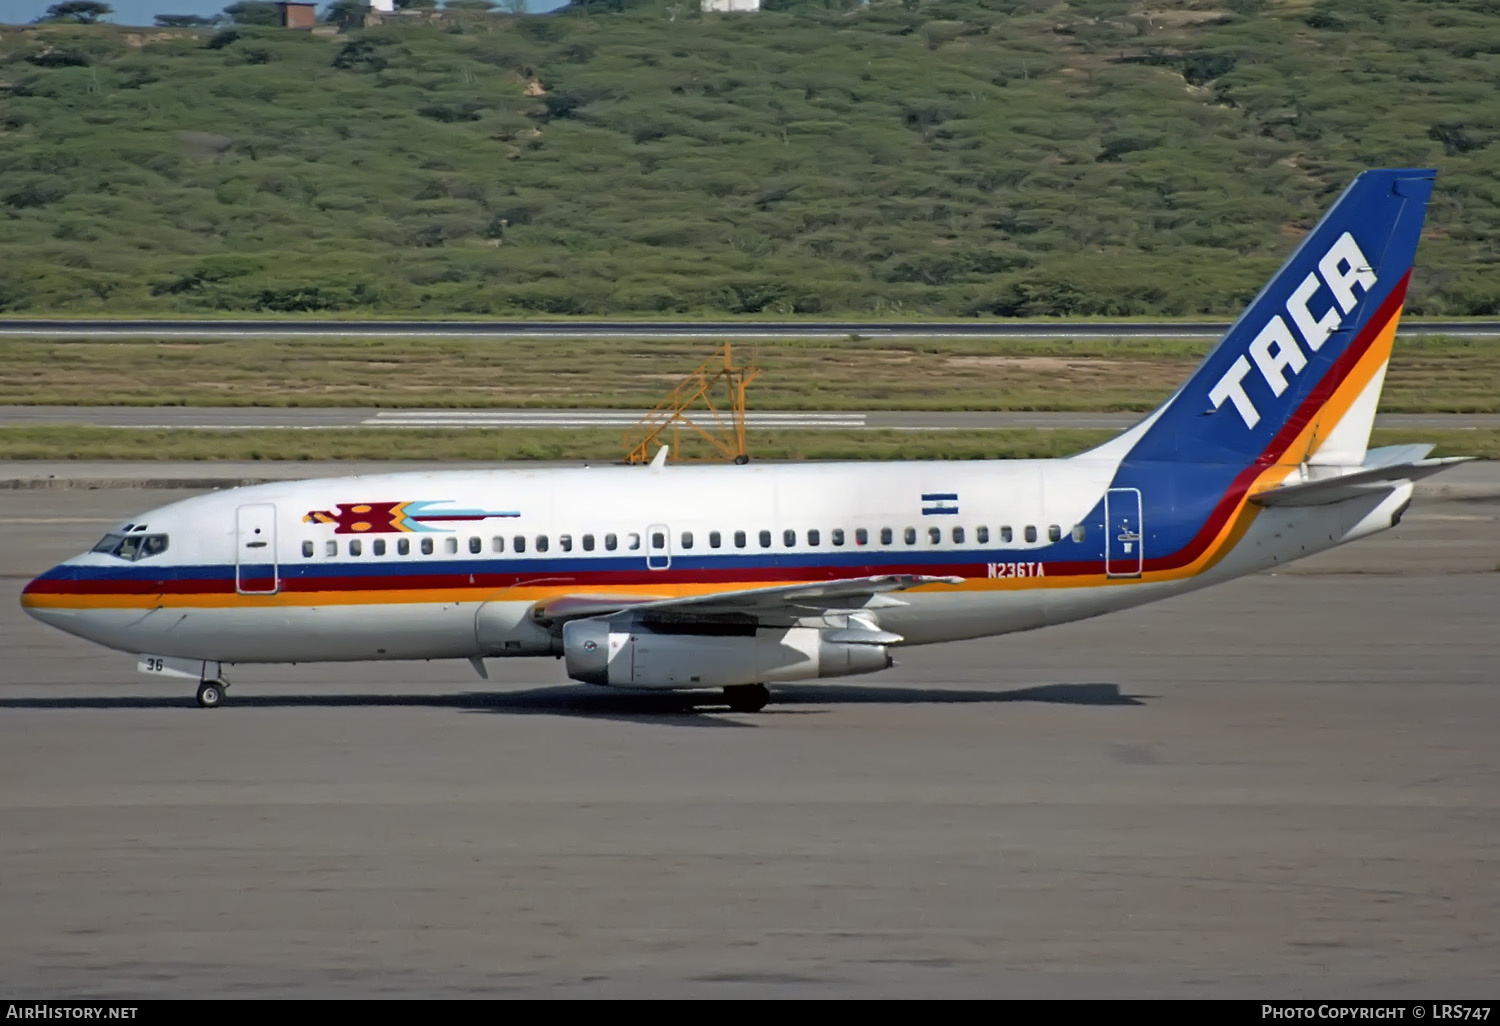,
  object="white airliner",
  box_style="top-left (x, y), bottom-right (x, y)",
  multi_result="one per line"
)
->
top-left (22, 168), bottom-right (1468, 711)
